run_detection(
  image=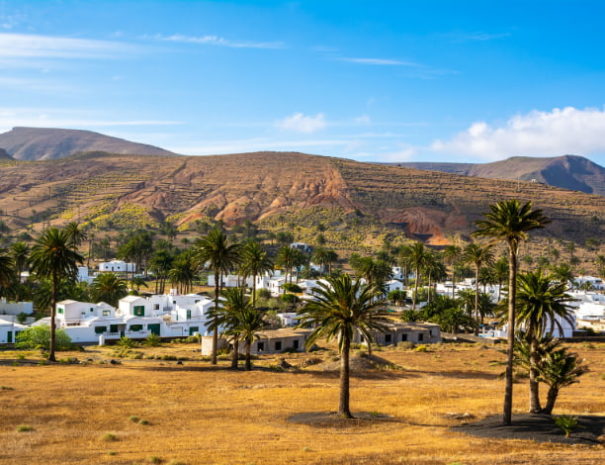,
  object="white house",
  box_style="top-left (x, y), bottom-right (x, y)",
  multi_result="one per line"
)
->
top-left (207, 274), bottom-right (253, 288)
top-left (573, 276), bottom-right (605, 290)
top-left (0, 317), bottom-right (27, 344)
top-left (276, 312), bottom-right (300, 327)
top-left (77, 266), bottom-right (95, 284)
top-left (290, 242), bottom-right (312, 254)
top-left (385, 280), bottom-right (405, 293)
top-left (0, 299), bottom-right (33, 316)
top-left (99, 260), bottom-right (136, 273)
